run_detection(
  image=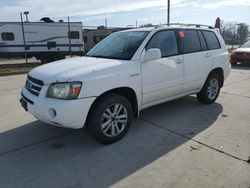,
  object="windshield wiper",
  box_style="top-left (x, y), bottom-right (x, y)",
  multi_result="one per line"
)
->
top-left (86, 55), bottom-right (106, 58)
top-left (86, 54), bottom-right (129, 60)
